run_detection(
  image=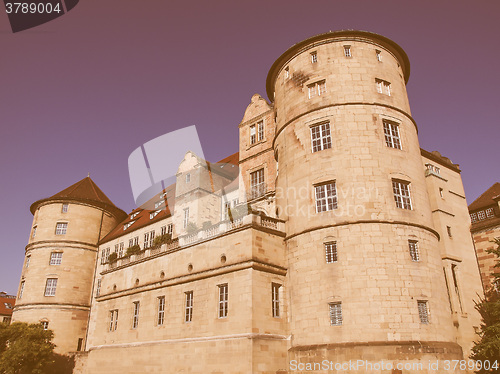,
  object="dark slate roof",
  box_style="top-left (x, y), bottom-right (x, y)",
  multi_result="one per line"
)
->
top-left (469, 182), bottom-right (500, 212)
top-left (30, 176), bottom-right (127, 220)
